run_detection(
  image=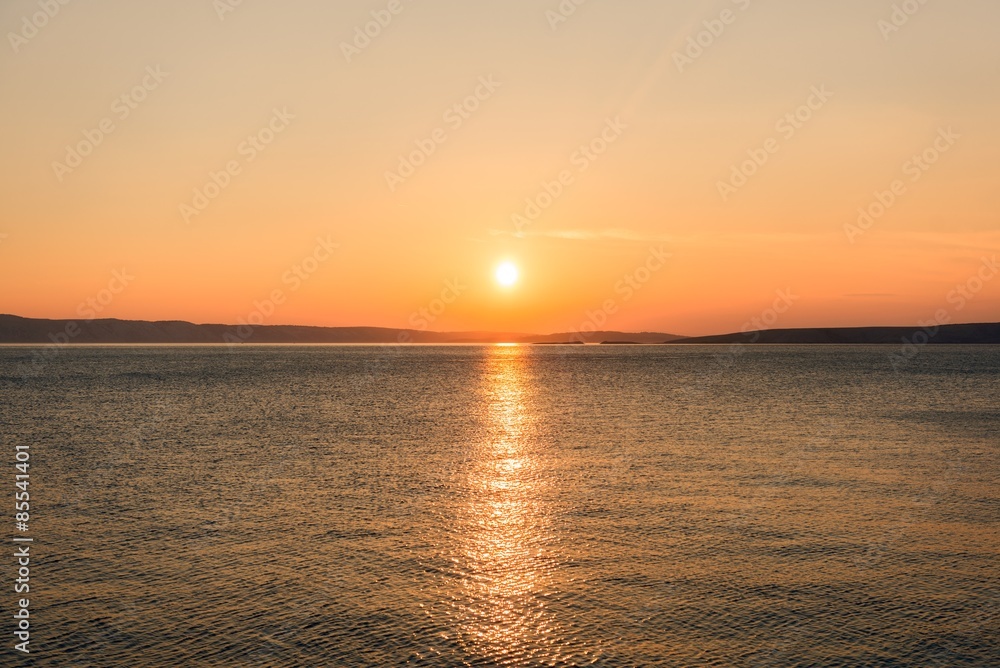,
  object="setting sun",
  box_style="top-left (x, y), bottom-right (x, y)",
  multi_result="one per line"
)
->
top-left (495, 262), bottom-right (519, 287)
